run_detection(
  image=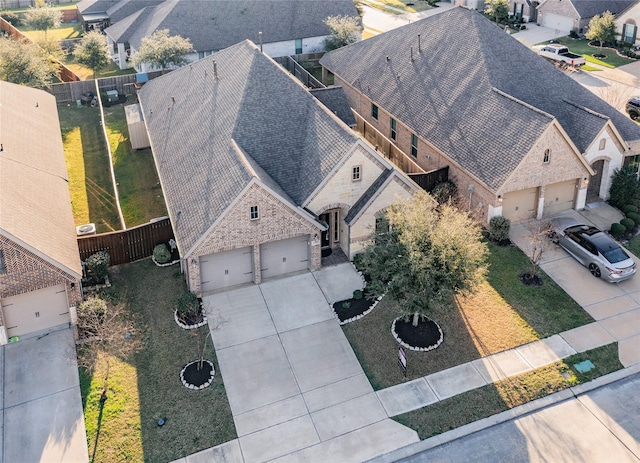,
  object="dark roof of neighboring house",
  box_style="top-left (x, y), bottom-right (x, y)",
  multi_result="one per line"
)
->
top-left (105, 0), bottom-right (358, 51)
top-left (310, 86), bottom-right (357, 127)
top-left (320, 7), bottom-right (640, 191)
top-left (344, 168), bottom-right (393, 225)
top-left (78, 0), bottom-right (163, 22)
top-left (567, 0), bottom-right (635, 17)
top-left (138, 40), bottom-right (358, 254)
top-left (0, 82), bottom-right (82, 277)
